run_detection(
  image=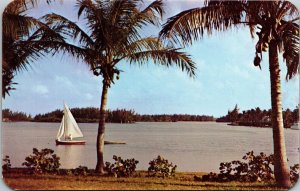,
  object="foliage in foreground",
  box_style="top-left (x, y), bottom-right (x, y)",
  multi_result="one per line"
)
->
top-left (55, 166), bottom-right (90, 176)
top-left (72, 165), bottom-right (89, 176)
top-left (22, 148), bottom-right (60, 174)
top-left (290, 164), bottom-right (300, 183)
top-left (148, 155), bottom-right (177, 178)
top-left (200, 151), bottom-right (299, 183)
top-left (104, 155), bottom-right (139, 177)
top-left (3, 148), bottom-right (299, 184)
top-left (2, 155), bottom-right (12, 172)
